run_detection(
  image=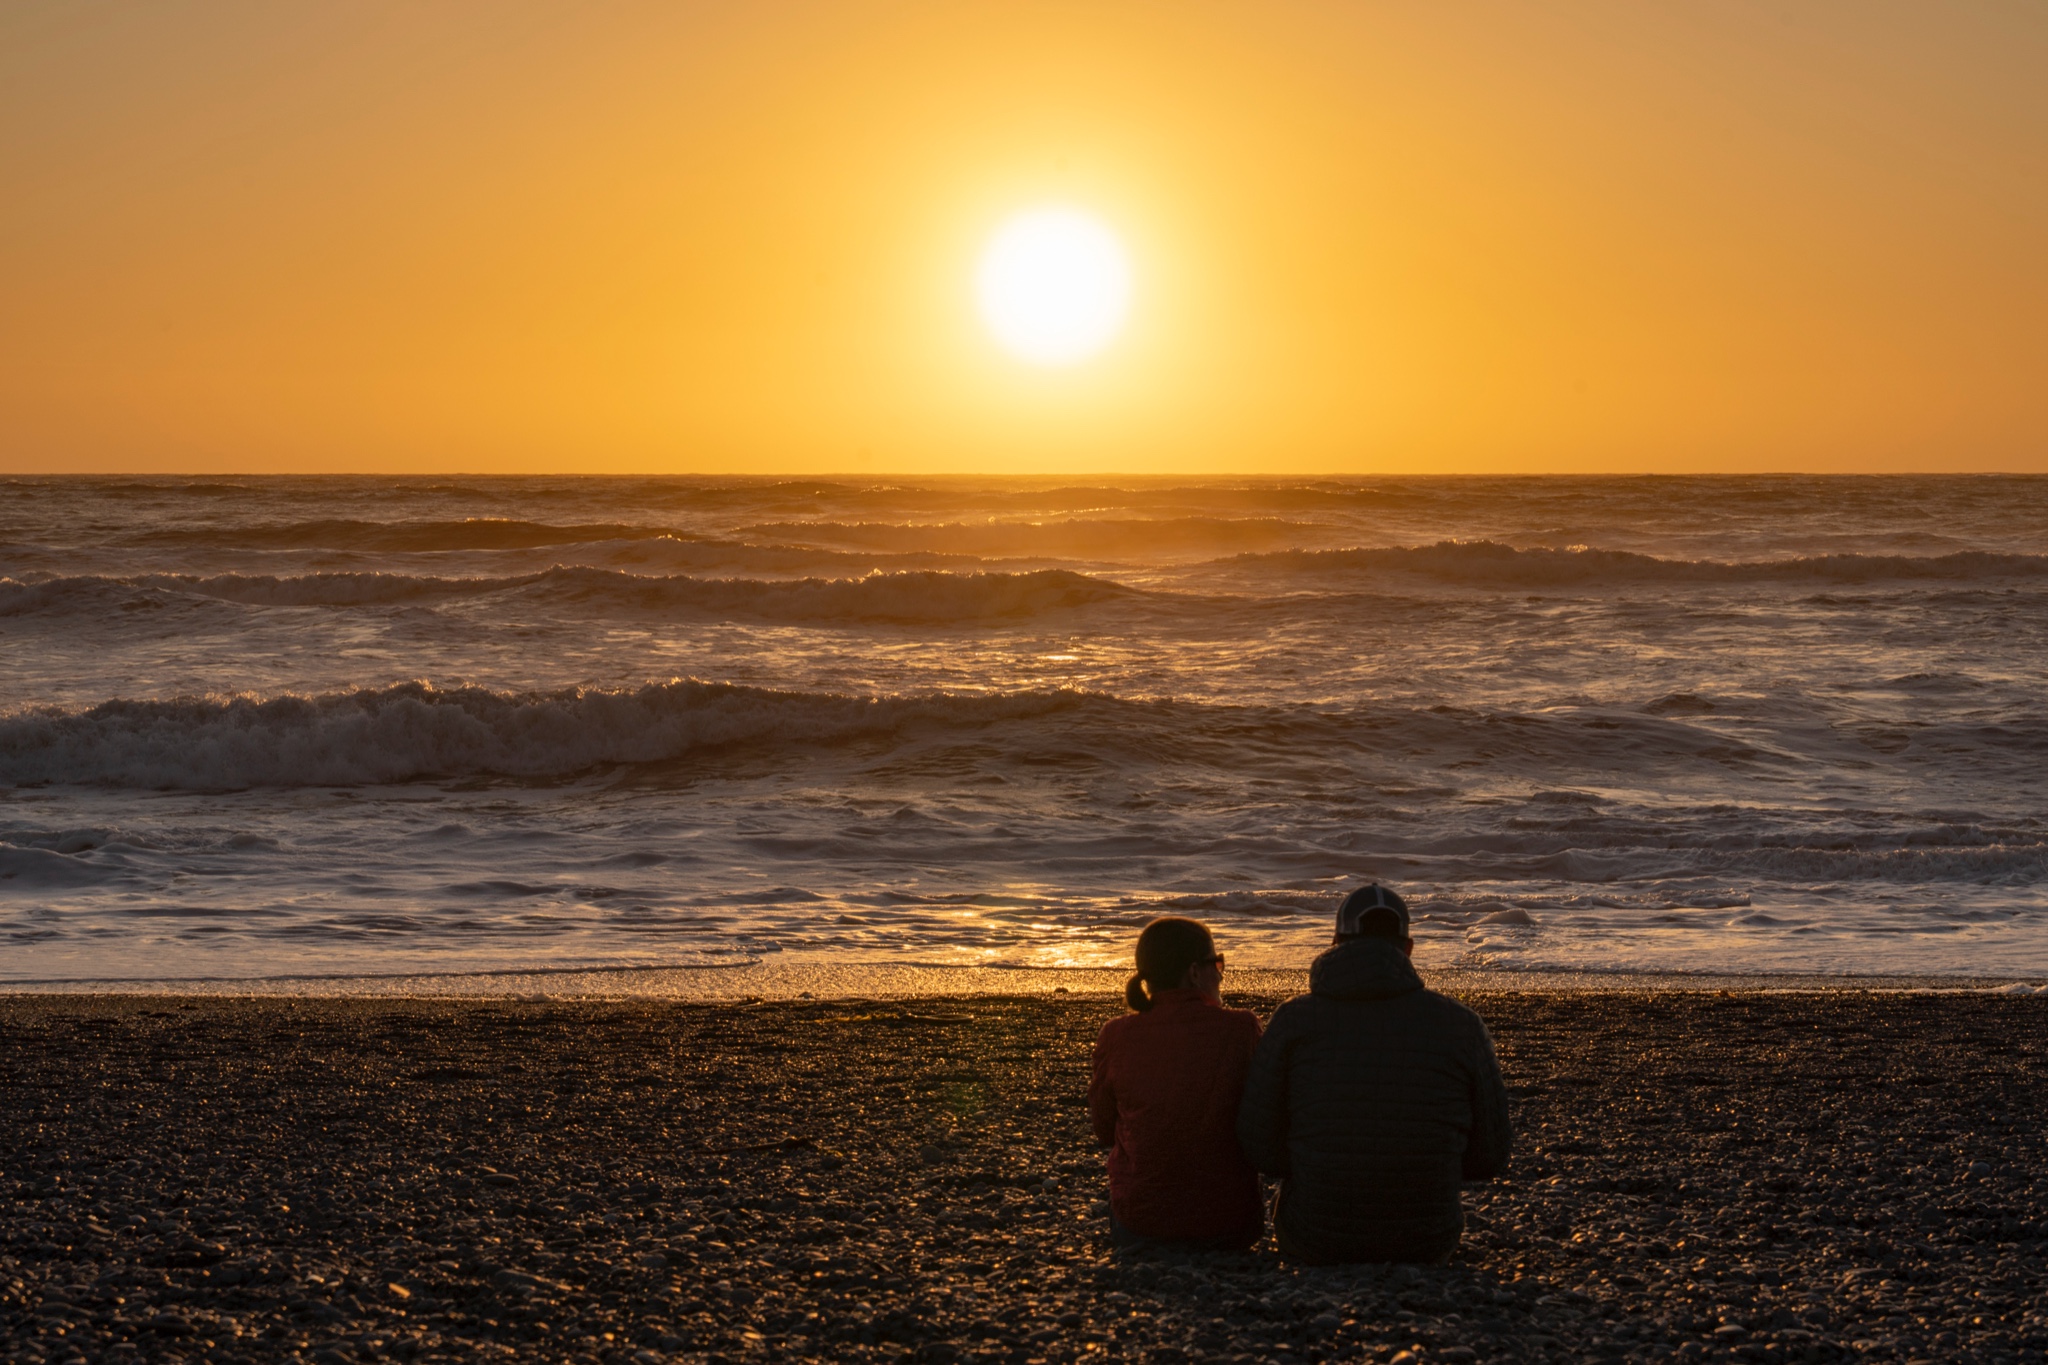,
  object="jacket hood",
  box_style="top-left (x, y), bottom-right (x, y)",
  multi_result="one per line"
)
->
top-left (1309, 937), bottom-right (1425, 1002)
